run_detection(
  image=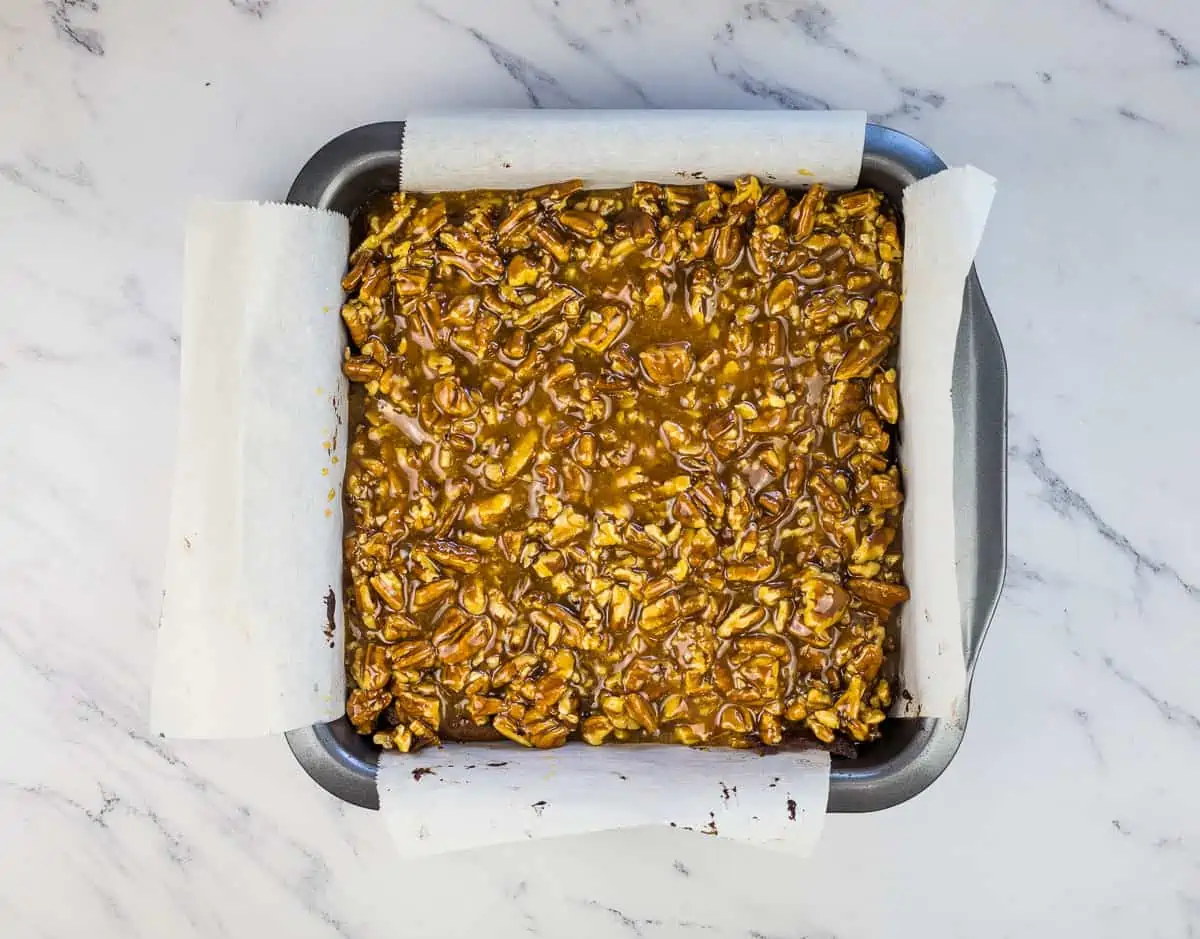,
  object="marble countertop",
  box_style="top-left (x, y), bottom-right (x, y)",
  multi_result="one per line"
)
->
top-left (2, 1), bottom-right (1198, 936)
